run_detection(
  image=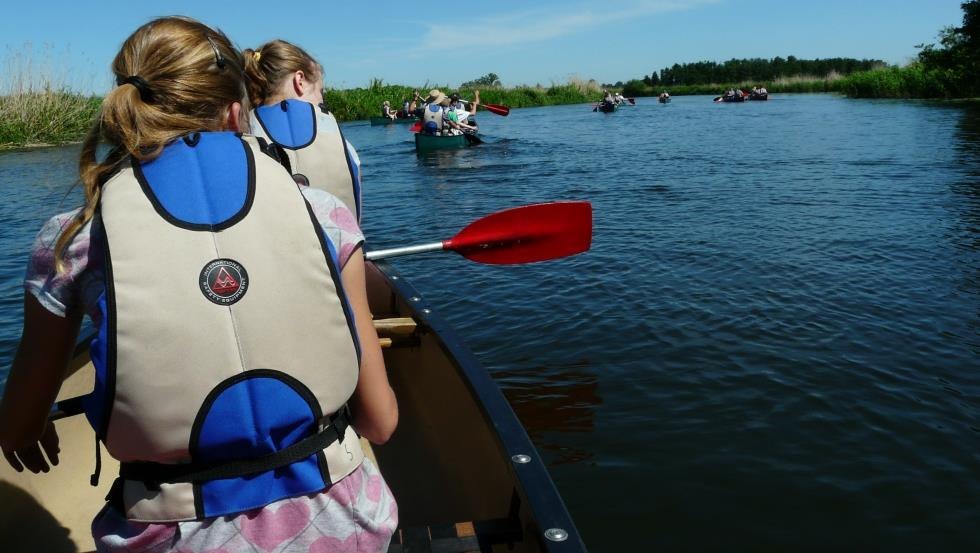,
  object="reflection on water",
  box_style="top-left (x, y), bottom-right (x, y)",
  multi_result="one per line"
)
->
top-left (495, 364), bottom-right (601, 466)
